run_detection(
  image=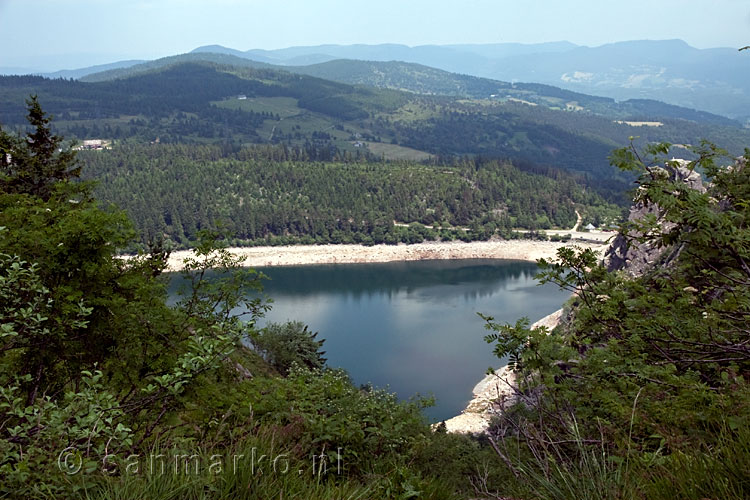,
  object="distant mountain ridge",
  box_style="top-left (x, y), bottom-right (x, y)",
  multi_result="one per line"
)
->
top-left (5, 39), bottom-right (746, 119)
top-left (41, 60), bottom-right (146, 80)
top-left (191, 41), bottom-right (579, 73)
top-left (76, 51), bottom-right (739, 128)
top-left (187, 40), bottom-right (750, 120)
